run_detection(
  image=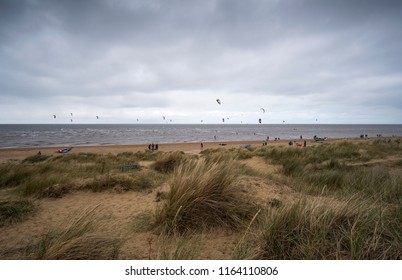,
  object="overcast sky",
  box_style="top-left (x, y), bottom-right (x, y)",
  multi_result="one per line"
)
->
top-left (1, 0), bottom-right (401, 124)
